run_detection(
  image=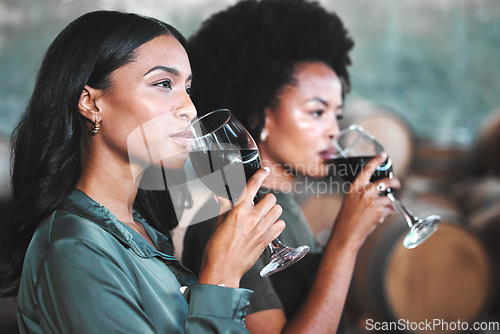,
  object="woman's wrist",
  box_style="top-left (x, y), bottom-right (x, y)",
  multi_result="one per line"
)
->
top-left (198, 262), bottom-right (240, 289)
top-left (328, 219), bottom-right (366, 253)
